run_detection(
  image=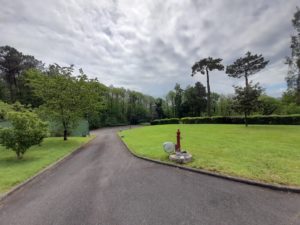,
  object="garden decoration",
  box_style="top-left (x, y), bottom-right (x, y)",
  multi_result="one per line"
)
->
top-left (163, 129), bottom-right (192, 164)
